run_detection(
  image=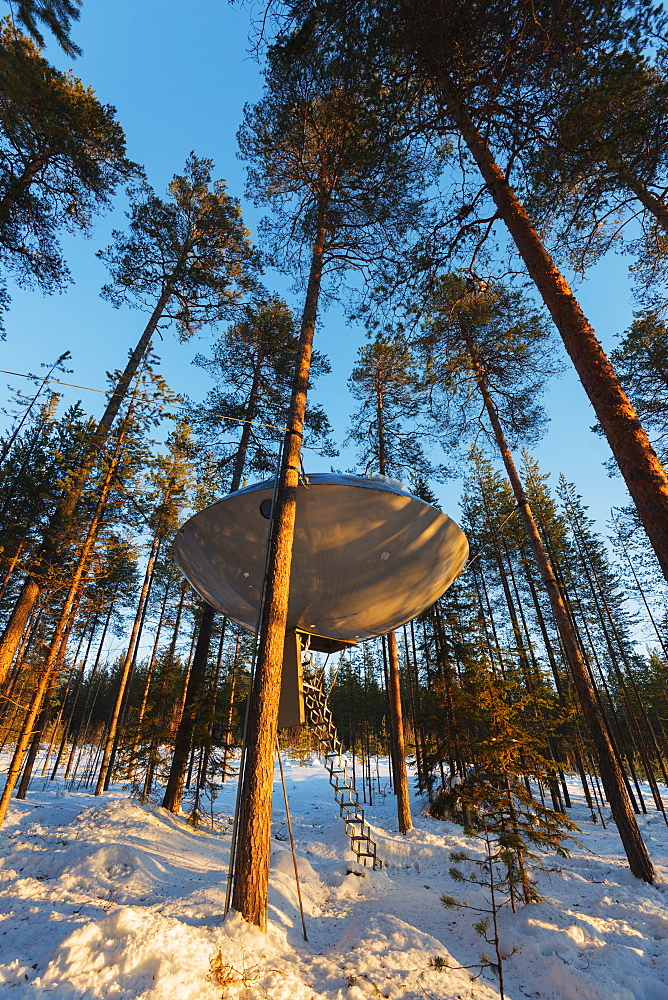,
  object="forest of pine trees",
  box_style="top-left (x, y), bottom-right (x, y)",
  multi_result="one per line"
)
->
top-left (3, 0), bottom-right (668, 942)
